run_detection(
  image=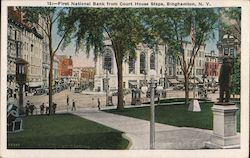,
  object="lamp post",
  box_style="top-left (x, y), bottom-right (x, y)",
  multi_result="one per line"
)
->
top-left (16, 58), bottom-right (28, 115)
top-left (141, 70), bottom-right (163, 149)
top-left (149, 70), bottom-right (156, 149)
